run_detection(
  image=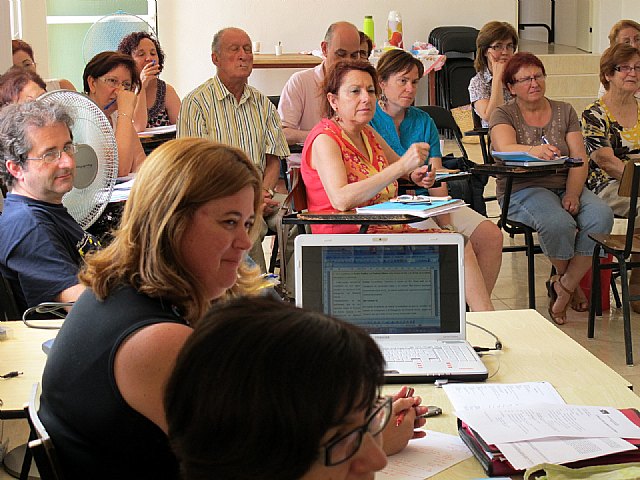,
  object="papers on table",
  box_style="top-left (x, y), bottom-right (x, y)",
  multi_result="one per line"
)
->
top-left (355, 198), bottom-right (465, 218)
top-left (137, 124), bottom-right (176, 138)
top-left (109, 177), bottom-right (135, 203)
top-left (377, 431), bottom-right (472, 479)
top-left (445, 382), bottom-right (640, 471)
top-left (491, 150), bottom-right (567, 166)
